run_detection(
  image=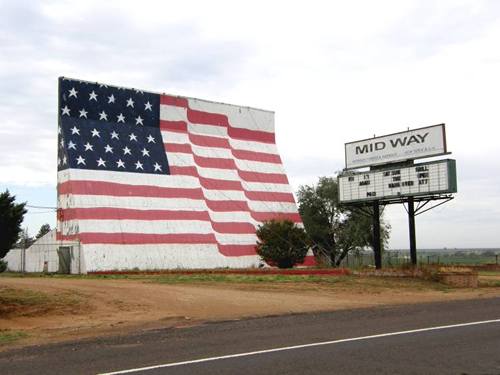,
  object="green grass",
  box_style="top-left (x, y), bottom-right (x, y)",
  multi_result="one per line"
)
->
top-left (0, 330), bottom-right (28, 345)
top-left (478, 270), bottom-right (500, 276)
top-left (0, 270), bottom-right (456, 292)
